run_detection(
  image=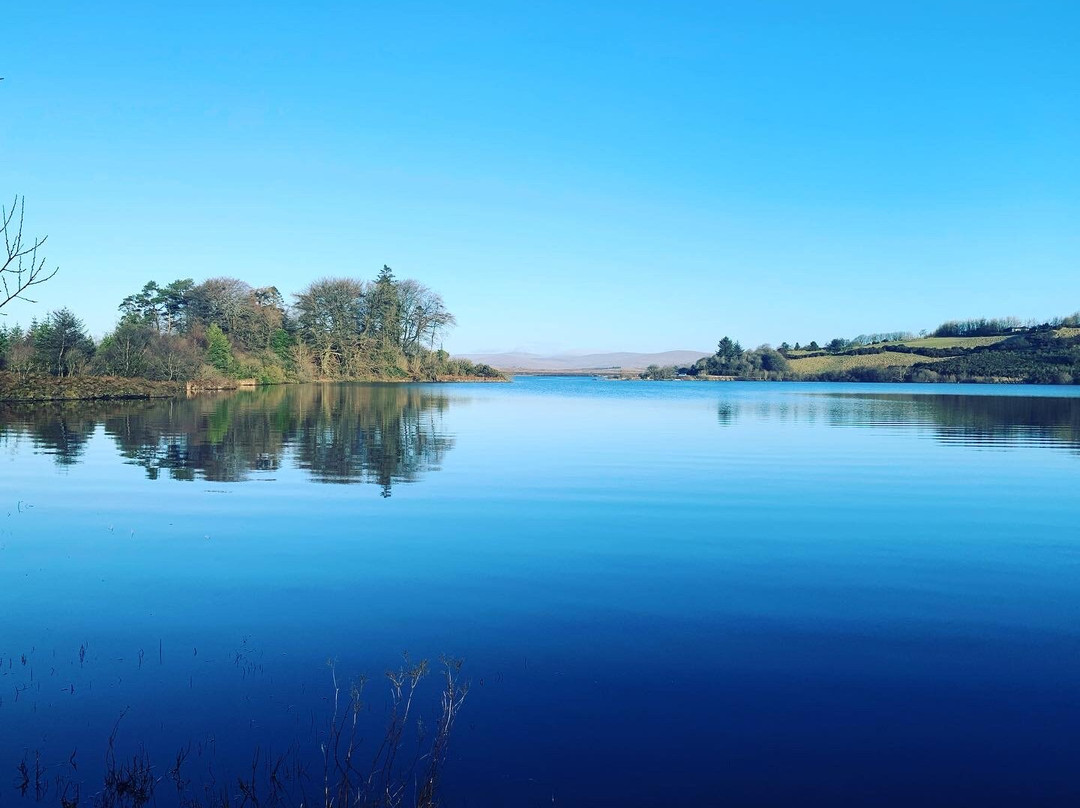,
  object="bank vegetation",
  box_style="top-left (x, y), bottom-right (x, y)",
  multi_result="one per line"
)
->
top-left (0, 266), bottom-right (503, 400)
top-left (639, 312), bottom-right (1080, 384)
